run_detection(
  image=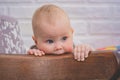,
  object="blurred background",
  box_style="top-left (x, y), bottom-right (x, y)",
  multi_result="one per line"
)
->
top-left (0, 0), bottom-right (120, 49)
